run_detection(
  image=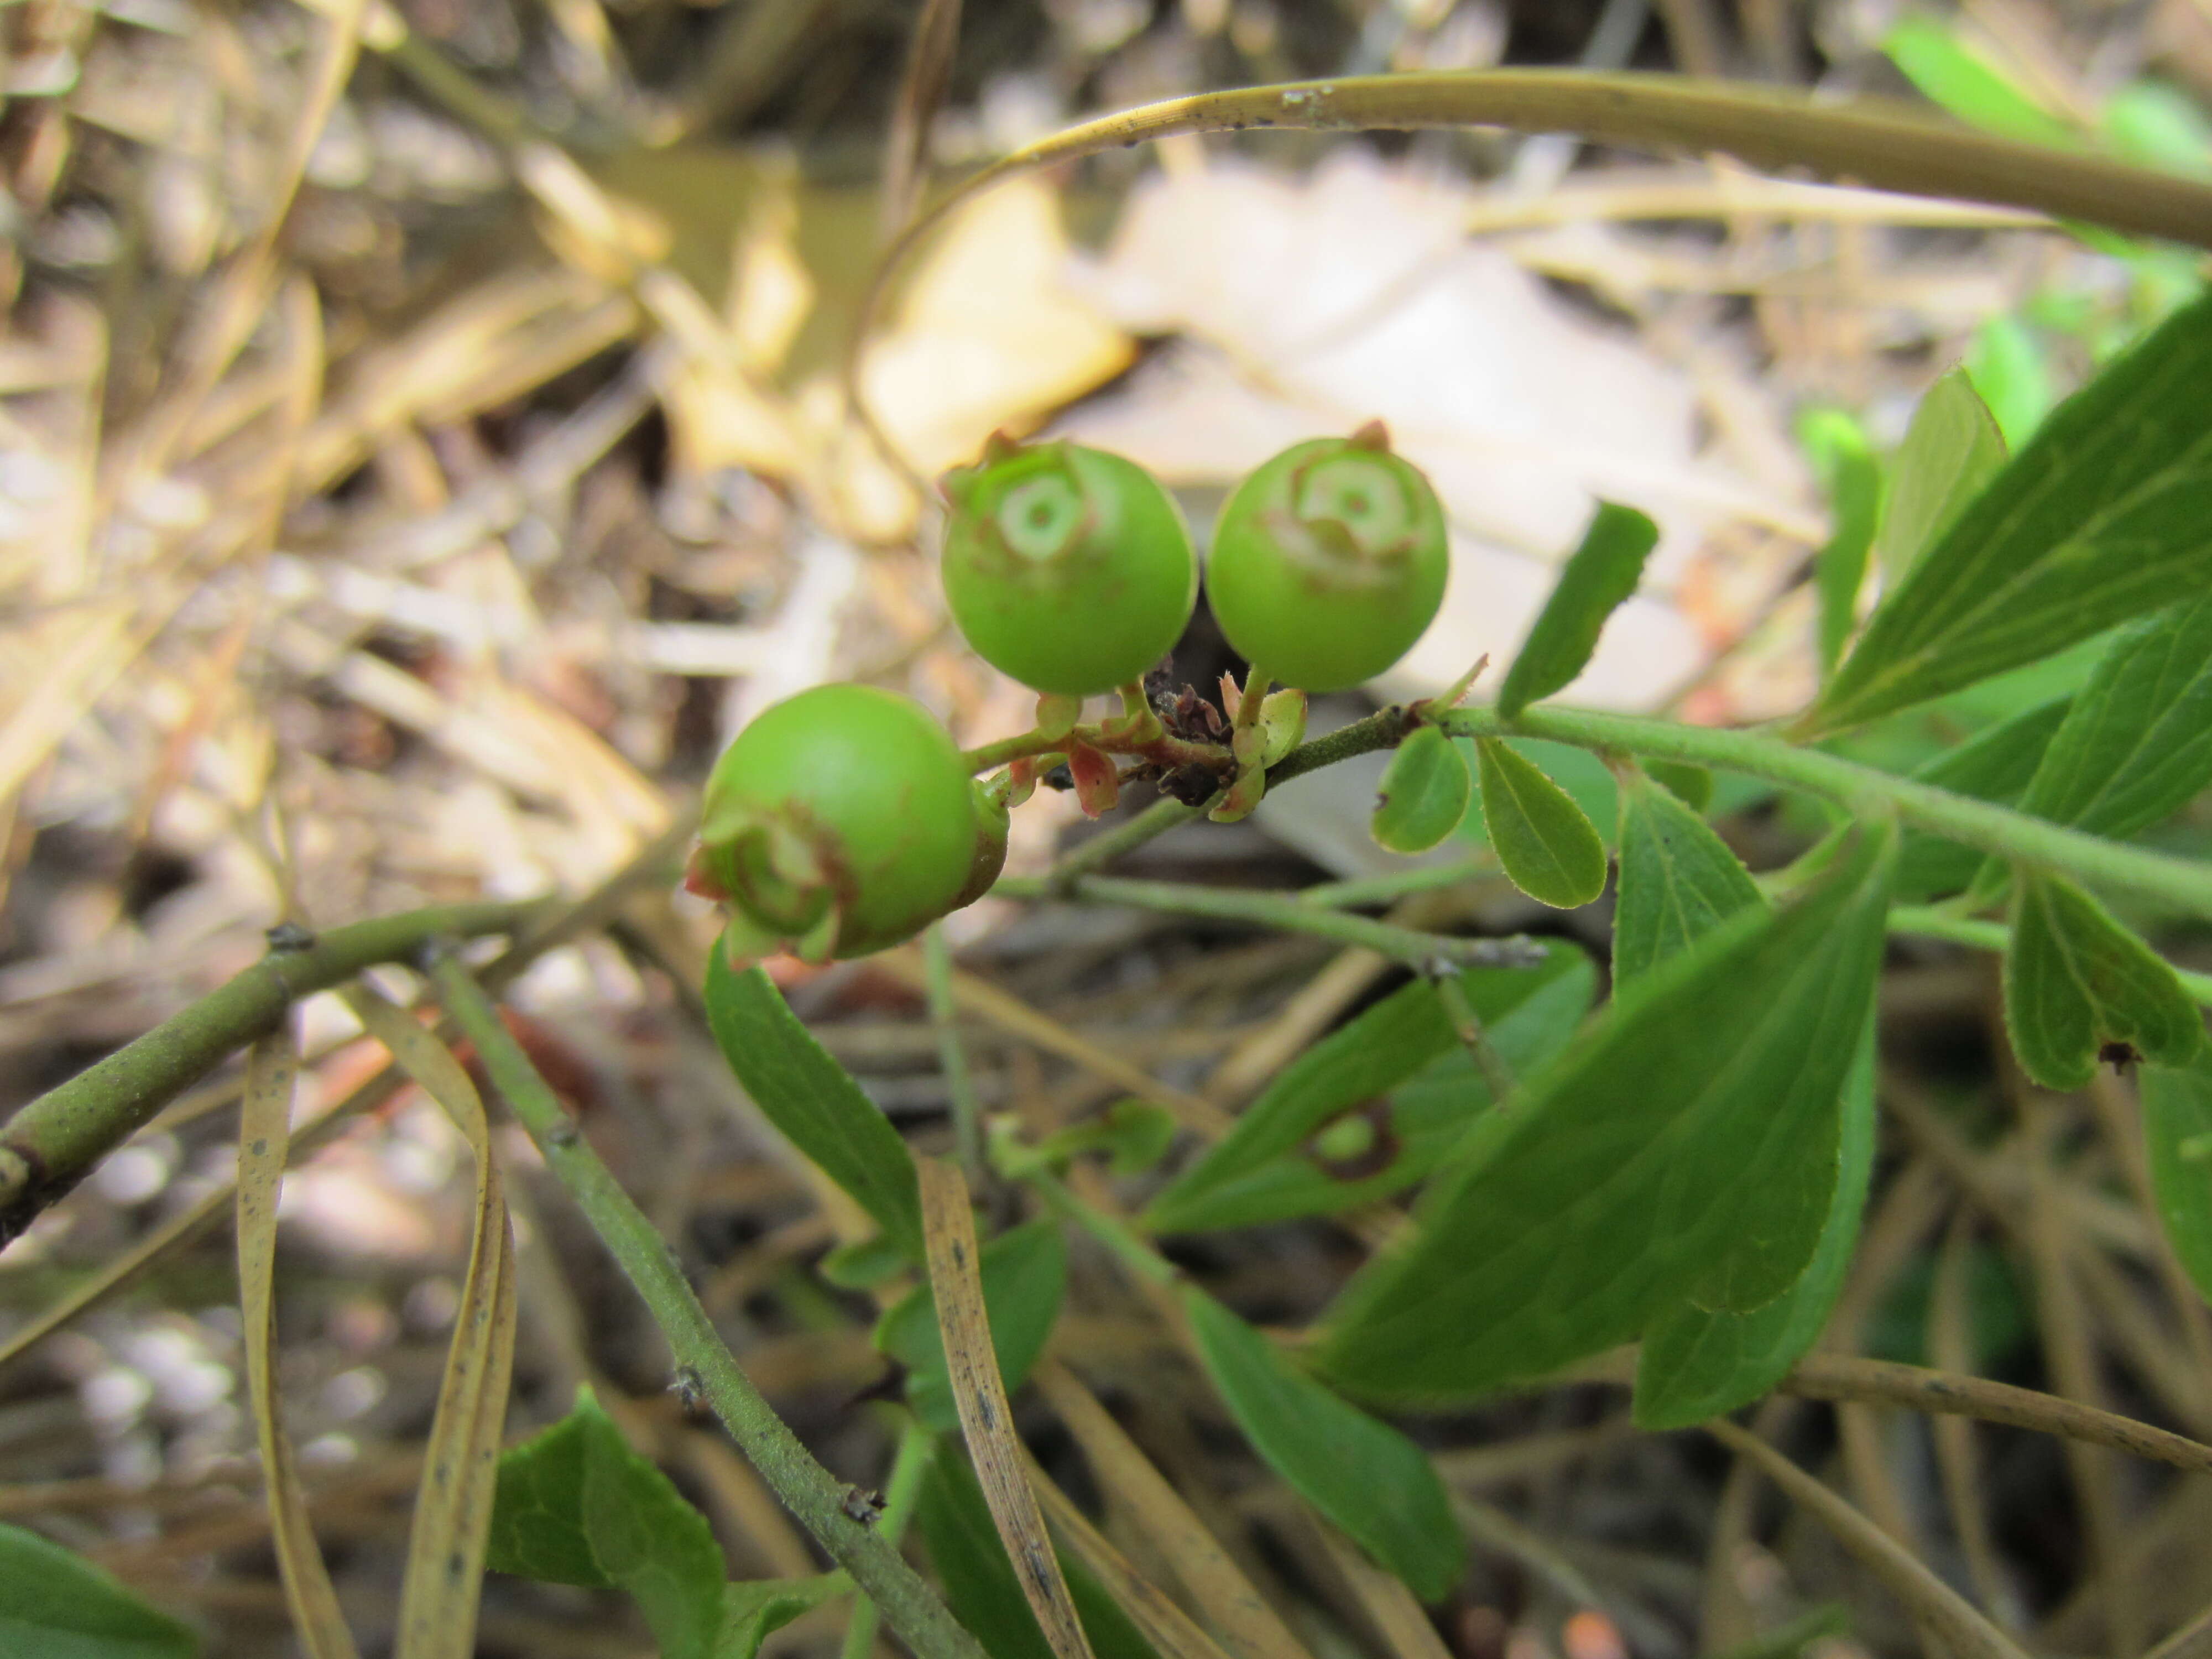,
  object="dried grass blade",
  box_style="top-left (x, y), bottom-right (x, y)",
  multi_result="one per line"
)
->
top-left (346, 987), bottom-right (518, 1659)
top-left (1781, 1353), bottom-right (2212, 1476)
top-left (1926, 1218), bottom-right (2010, 1620)
top-left (119, 0), bottom-right (363, 486)
top-left (1705, 1418), bottom-right (2032, 1659)
top-left (1021, 1453), bottom-right (1240, 1659)
top-left (879, 950), bottom-right (1232, 1138)
top-left (1032, 1360), bottom-right (1312, 1659)
top-left (0, 1062), bottom-right (409, 1375)
top-left (1308, 1519), bottom-right (1455, 1659)
top-left (917, 1157), bottom-right (1095, 1659)
top-left (852, 70), bottom-right (2212, 463)
top-left (880, 0), bottom-right (963, 233)
top-left (239, 1025), bottom-right (363, 1659)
